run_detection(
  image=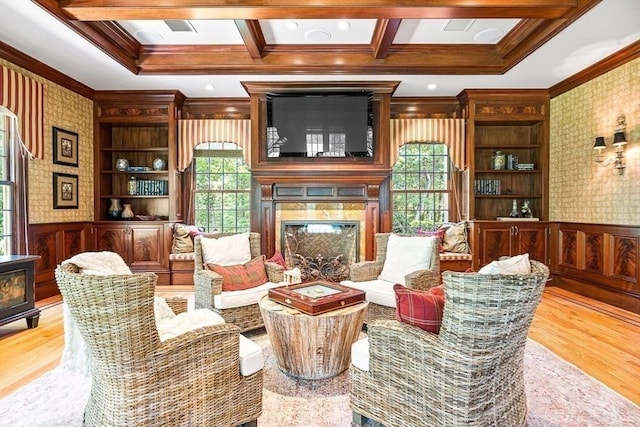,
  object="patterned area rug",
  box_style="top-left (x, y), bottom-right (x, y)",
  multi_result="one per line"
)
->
top-left (0, 331), bottom-right (638, 427)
